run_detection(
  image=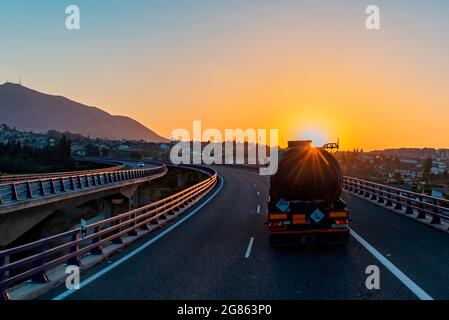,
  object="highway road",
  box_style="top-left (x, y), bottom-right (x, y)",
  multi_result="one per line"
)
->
top-left (123, 160), bottom-right (156, 169)
top-left (43, 166), bottom-right (449, 300)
